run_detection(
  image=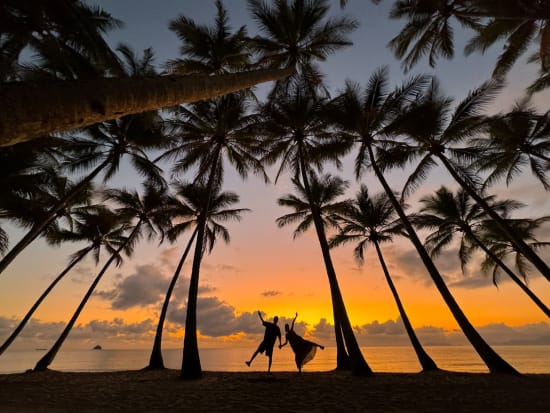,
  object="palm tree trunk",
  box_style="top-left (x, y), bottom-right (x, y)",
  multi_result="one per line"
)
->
top-left (33, 224), bottom-right (139, 371)
top-left (467, 231), bottom-right (550, 318)
top-left (0, 246), bottom-right (92, 356)
top-left (438, 155), bottom-right (550, 282)
top-left (373, 241), bottom-right (440, 371)
top-left (181, 155), bottom-right (221, 379)
top-left (0, 156), bottom-right (112, 275)
top-left (368, 145), bottom-right (519, 374)
top-left (298, 162), bottom-right (370, 375)
top-left (0, 67), bottom-right (295, 148)
top-left (147, 229), bottom-right (198, 370)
